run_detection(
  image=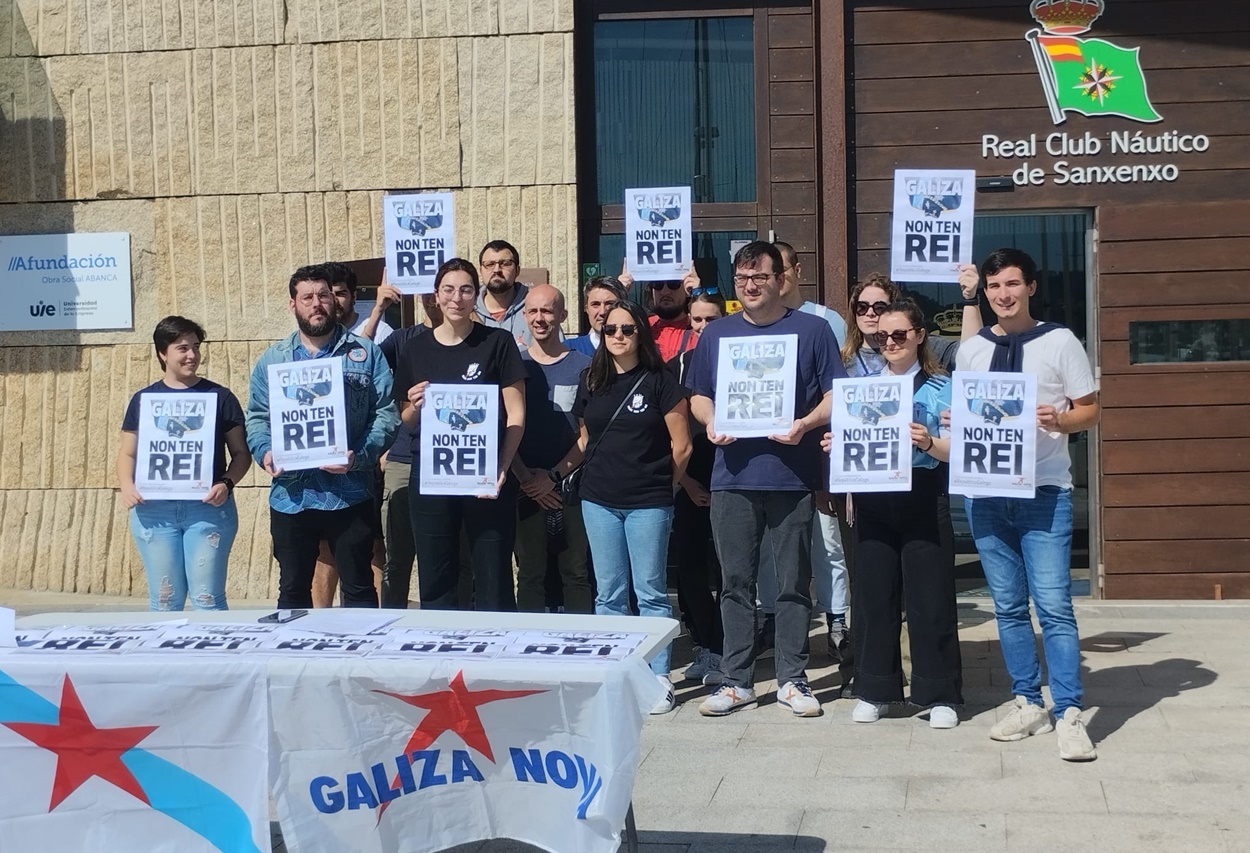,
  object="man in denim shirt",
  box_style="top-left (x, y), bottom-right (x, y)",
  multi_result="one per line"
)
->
top-left (245, 264), bottom-right (399, 608)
